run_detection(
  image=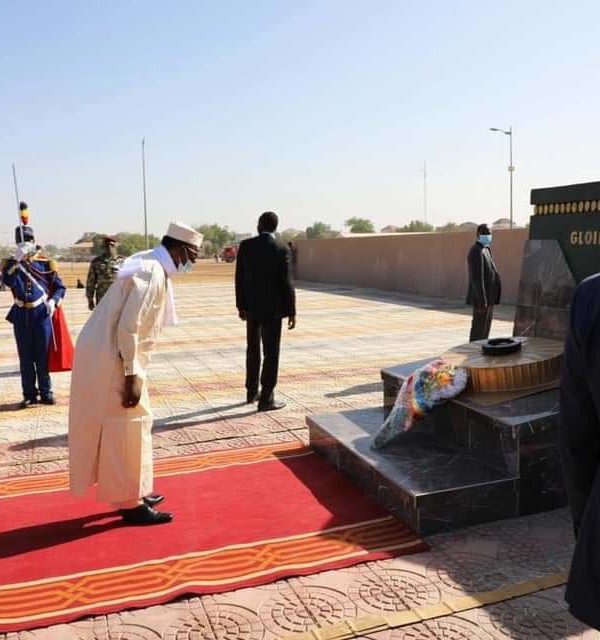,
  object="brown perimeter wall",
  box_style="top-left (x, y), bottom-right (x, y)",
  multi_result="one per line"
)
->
top-left (295, 229), bottom-right (528, 305)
